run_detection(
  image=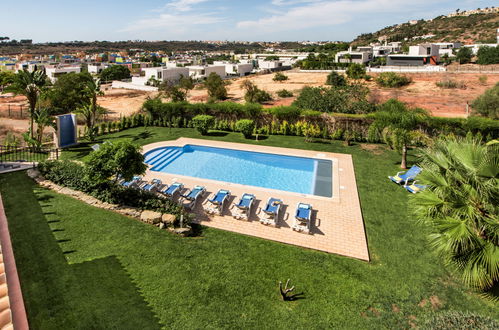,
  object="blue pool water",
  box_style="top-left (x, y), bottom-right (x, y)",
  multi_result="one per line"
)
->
top-left (144, 145), bottom-right (332, 197)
